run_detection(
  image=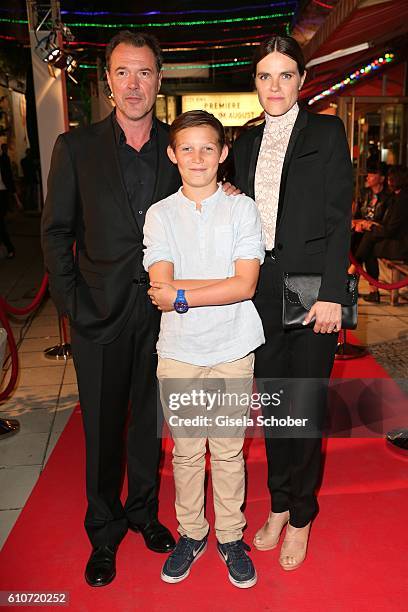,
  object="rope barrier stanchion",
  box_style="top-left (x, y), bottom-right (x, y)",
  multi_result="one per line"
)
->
top-left (335, 253), bottom-right (372, 361)
top-left (0, 303), bottom-right (20, 403)
top-left (0, 272), bottom-right (50, 405)
top-left (0, 327), bottom-right (20, 437)
top-left (1, 273), bottom-right (49, 316)
top-left (1, 269), bottom-right (71, 361)
top-left (335, 329), bottom-right (368, 360)
top-left (349, 253), bottom-right (408, 291)
top-left (335, 250), bottom-right (408, 361)
top-left (44, 314), bottom-right (72, 360)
